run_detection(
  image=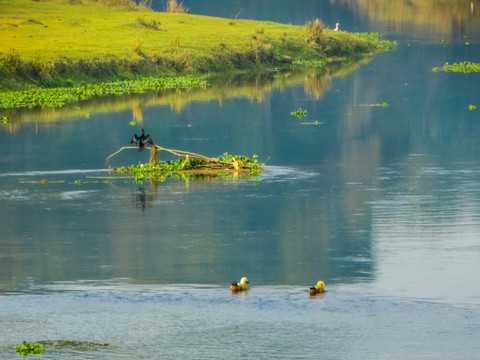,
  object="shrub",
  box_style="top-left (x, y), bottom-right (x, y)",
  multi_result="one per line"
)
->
top-left (305, 18), bottom-right (324, 44)
top-left (2, 49), bottom-right (22, 73)
top-left (133, 37), bottom-right (143, 55)
top-left (137, 16), bottom-right (160, 30)
top-left (32, 56), bottom-right (55, 80)
top-left (250, 40), bottom-right (274, 64)
top-left (165, 0), bottom-right (188, 13)
top-left (172, 36), bottom-right (184, 48)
